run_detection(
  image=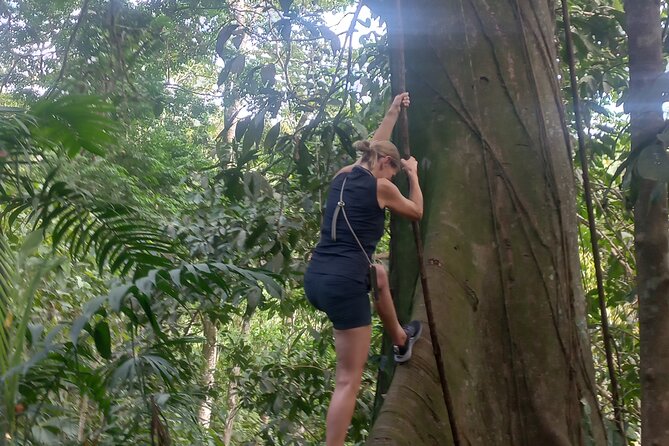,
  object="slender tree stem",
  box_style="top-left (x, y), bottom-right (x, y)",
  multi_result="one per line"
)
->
top-left (45, 0), bottom-right (91, 98)
top-left (559, 1), bottom-right (626, 442)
